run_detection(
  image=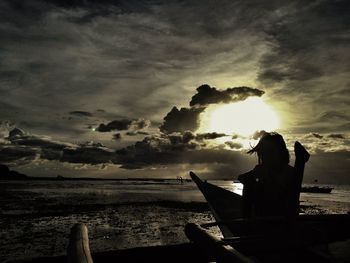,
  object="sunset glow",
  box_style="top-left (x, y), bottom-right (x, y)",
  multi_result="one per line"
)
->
top-left (198, 97), bottom-right (279, 136)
